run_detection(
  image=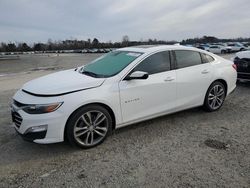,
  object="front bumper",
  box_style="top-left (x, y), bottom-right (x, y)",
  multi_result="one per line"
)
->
top-left (15, 128), bottom-right (47, 142)
top-left (11, 105), bottom-right (67, 144)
